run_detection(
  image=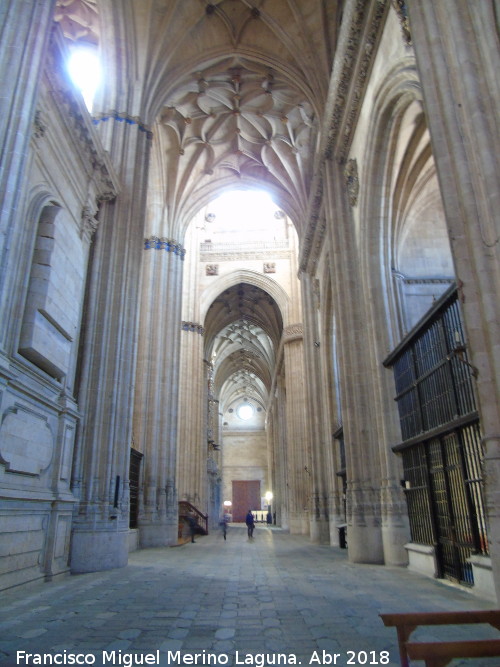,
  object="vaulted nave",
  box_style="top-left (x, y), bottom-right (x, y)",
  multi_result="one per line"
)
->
top-left (1, 528), bottom-right (500, 667)
top-left (1, 0), bottom-right (500, 631)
